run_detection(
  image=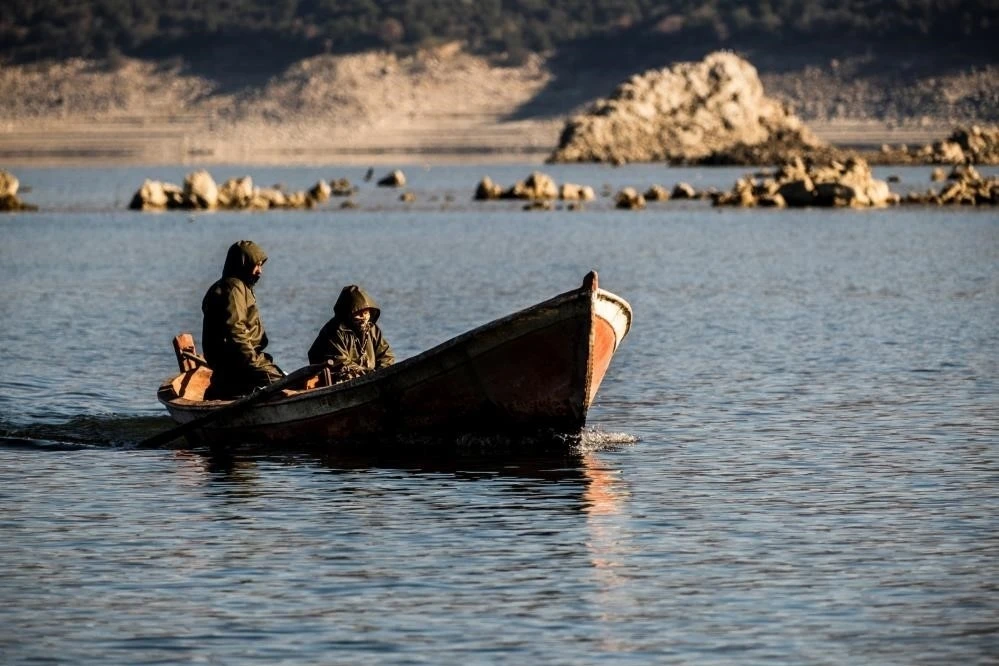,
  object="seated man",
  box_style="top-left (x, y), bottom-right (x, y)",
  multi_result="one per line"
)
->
top-left (308, 285), bottom-right (395, 382)
top-left (201, 240), bottom-right (284, 399)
